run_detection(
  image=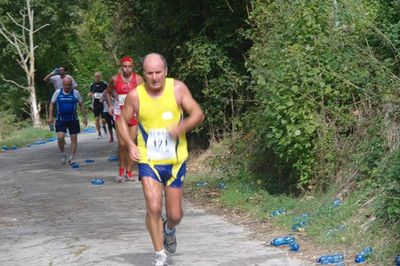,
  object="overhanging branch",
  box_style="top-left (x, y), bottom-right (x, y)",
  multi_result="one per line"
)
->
top-left (2, 78), bottom-right (26, 89)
